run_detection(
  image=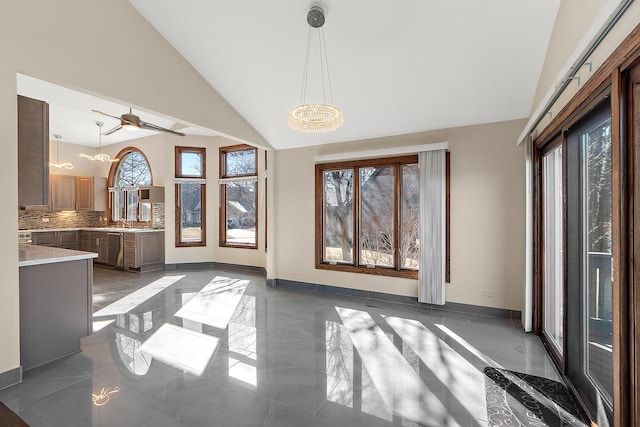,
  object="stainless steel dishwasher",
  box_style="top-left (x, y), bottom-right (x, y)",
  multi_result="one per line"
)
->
top-left (108, 232), bottom-right (124, 269)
